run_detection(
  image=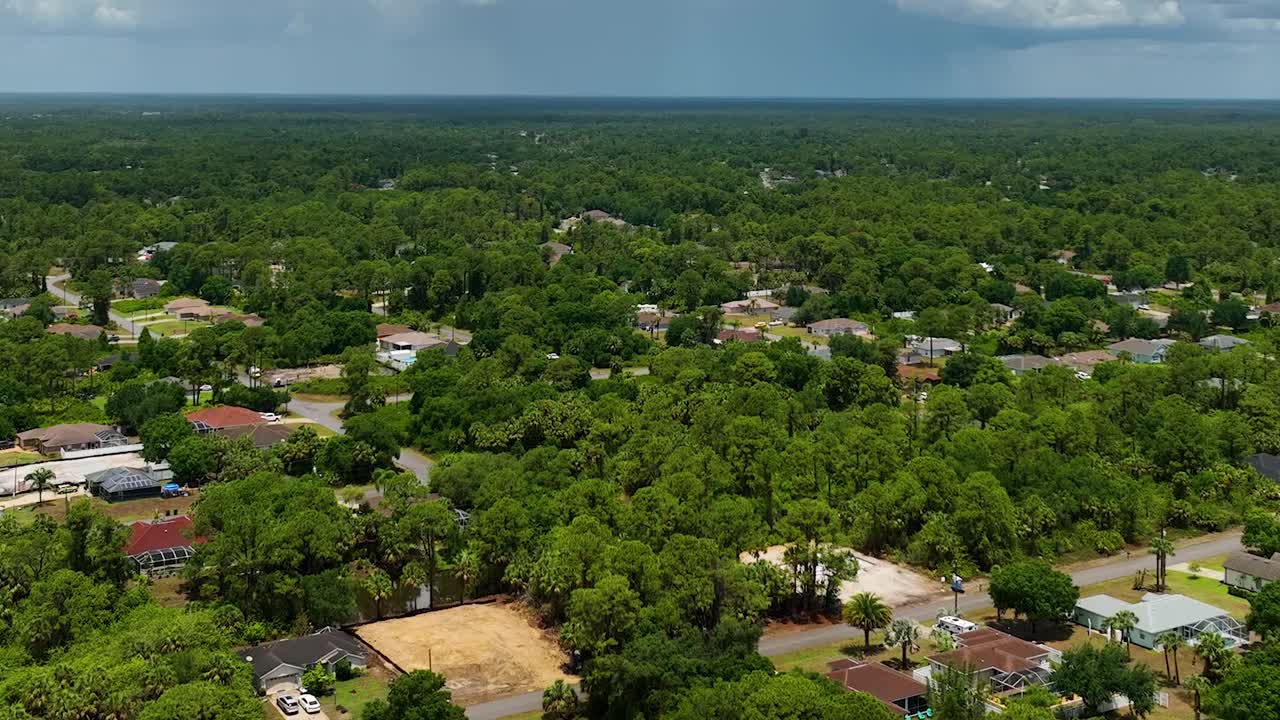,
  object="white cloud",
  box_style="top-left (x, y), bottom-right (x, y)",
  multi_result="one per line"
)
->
top-left (3, 0), bottom-right (139, 29)
top-left (896, 0), bottom-right (1186, 29)
top-left (94, 3), bottom-right (136, 28)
